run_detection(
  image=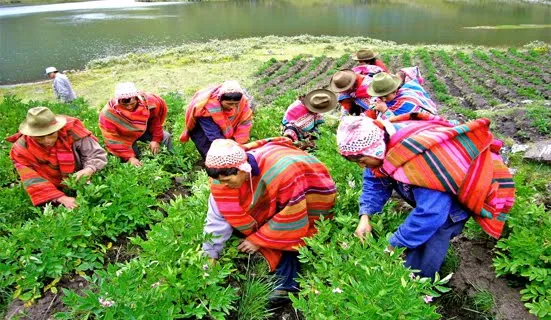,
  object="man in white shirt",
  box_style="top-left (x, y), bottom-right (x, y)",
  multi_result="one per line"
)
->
top-left (45, 66), bottom-right (77, 103)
